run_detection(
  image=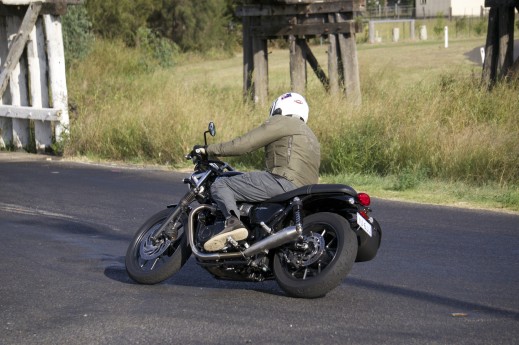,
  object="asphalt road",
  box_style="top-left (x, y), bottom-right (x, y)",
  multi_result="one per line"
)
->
top-left (1, 153), bottom-right (518, 345)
